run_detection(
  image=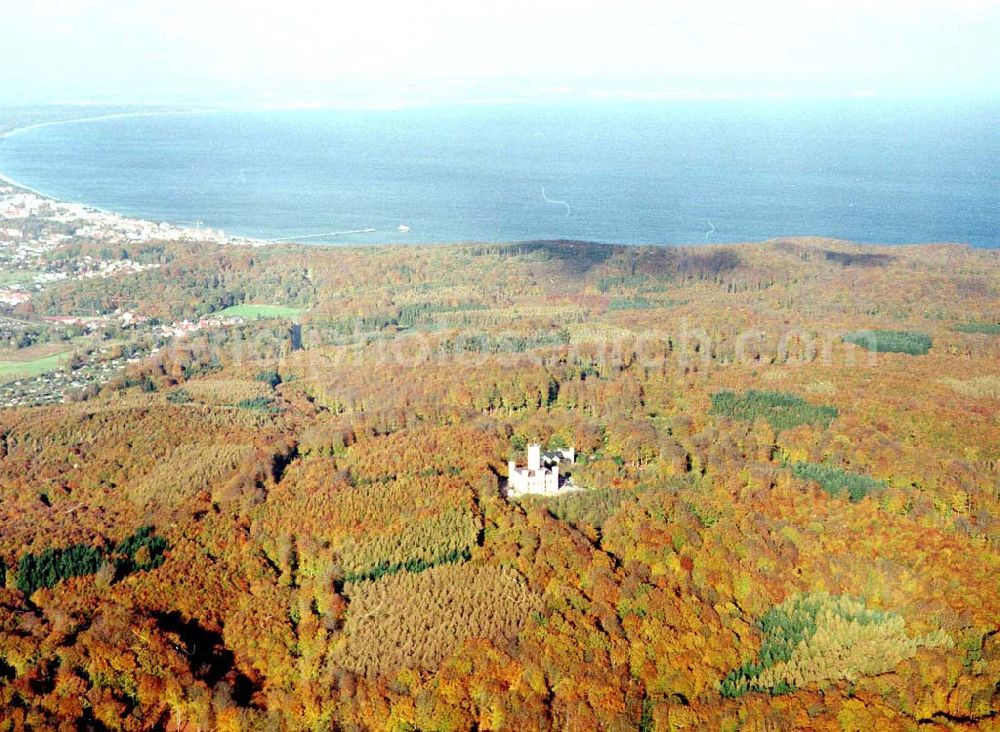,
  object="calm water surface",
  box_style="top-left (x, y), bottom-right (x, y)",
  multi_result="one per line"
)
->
top-left (0, 101), bottom-right (996, 246)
